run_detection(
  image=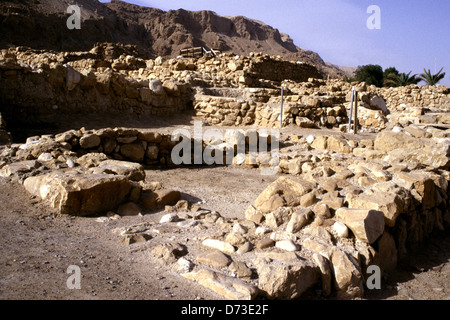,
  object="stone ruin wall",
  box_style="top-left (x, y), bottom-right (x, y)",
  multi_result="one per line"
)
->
top-left (1, 44), bottom-right (449, 142)
top-left (194, 77), bottom-right (450, 131)
top-left (0, 46), bottom-right (192, 133)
